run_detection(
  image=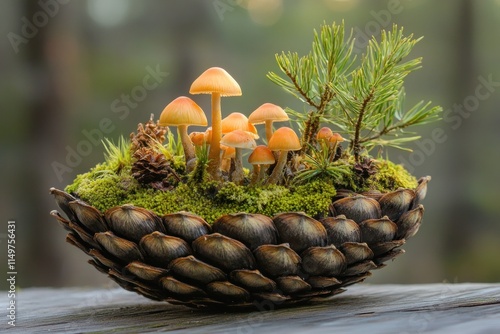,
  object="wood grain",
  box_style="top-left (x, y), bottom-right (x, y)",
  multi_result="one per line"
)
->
top-left (3, 283), bottom-right (499, 333)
